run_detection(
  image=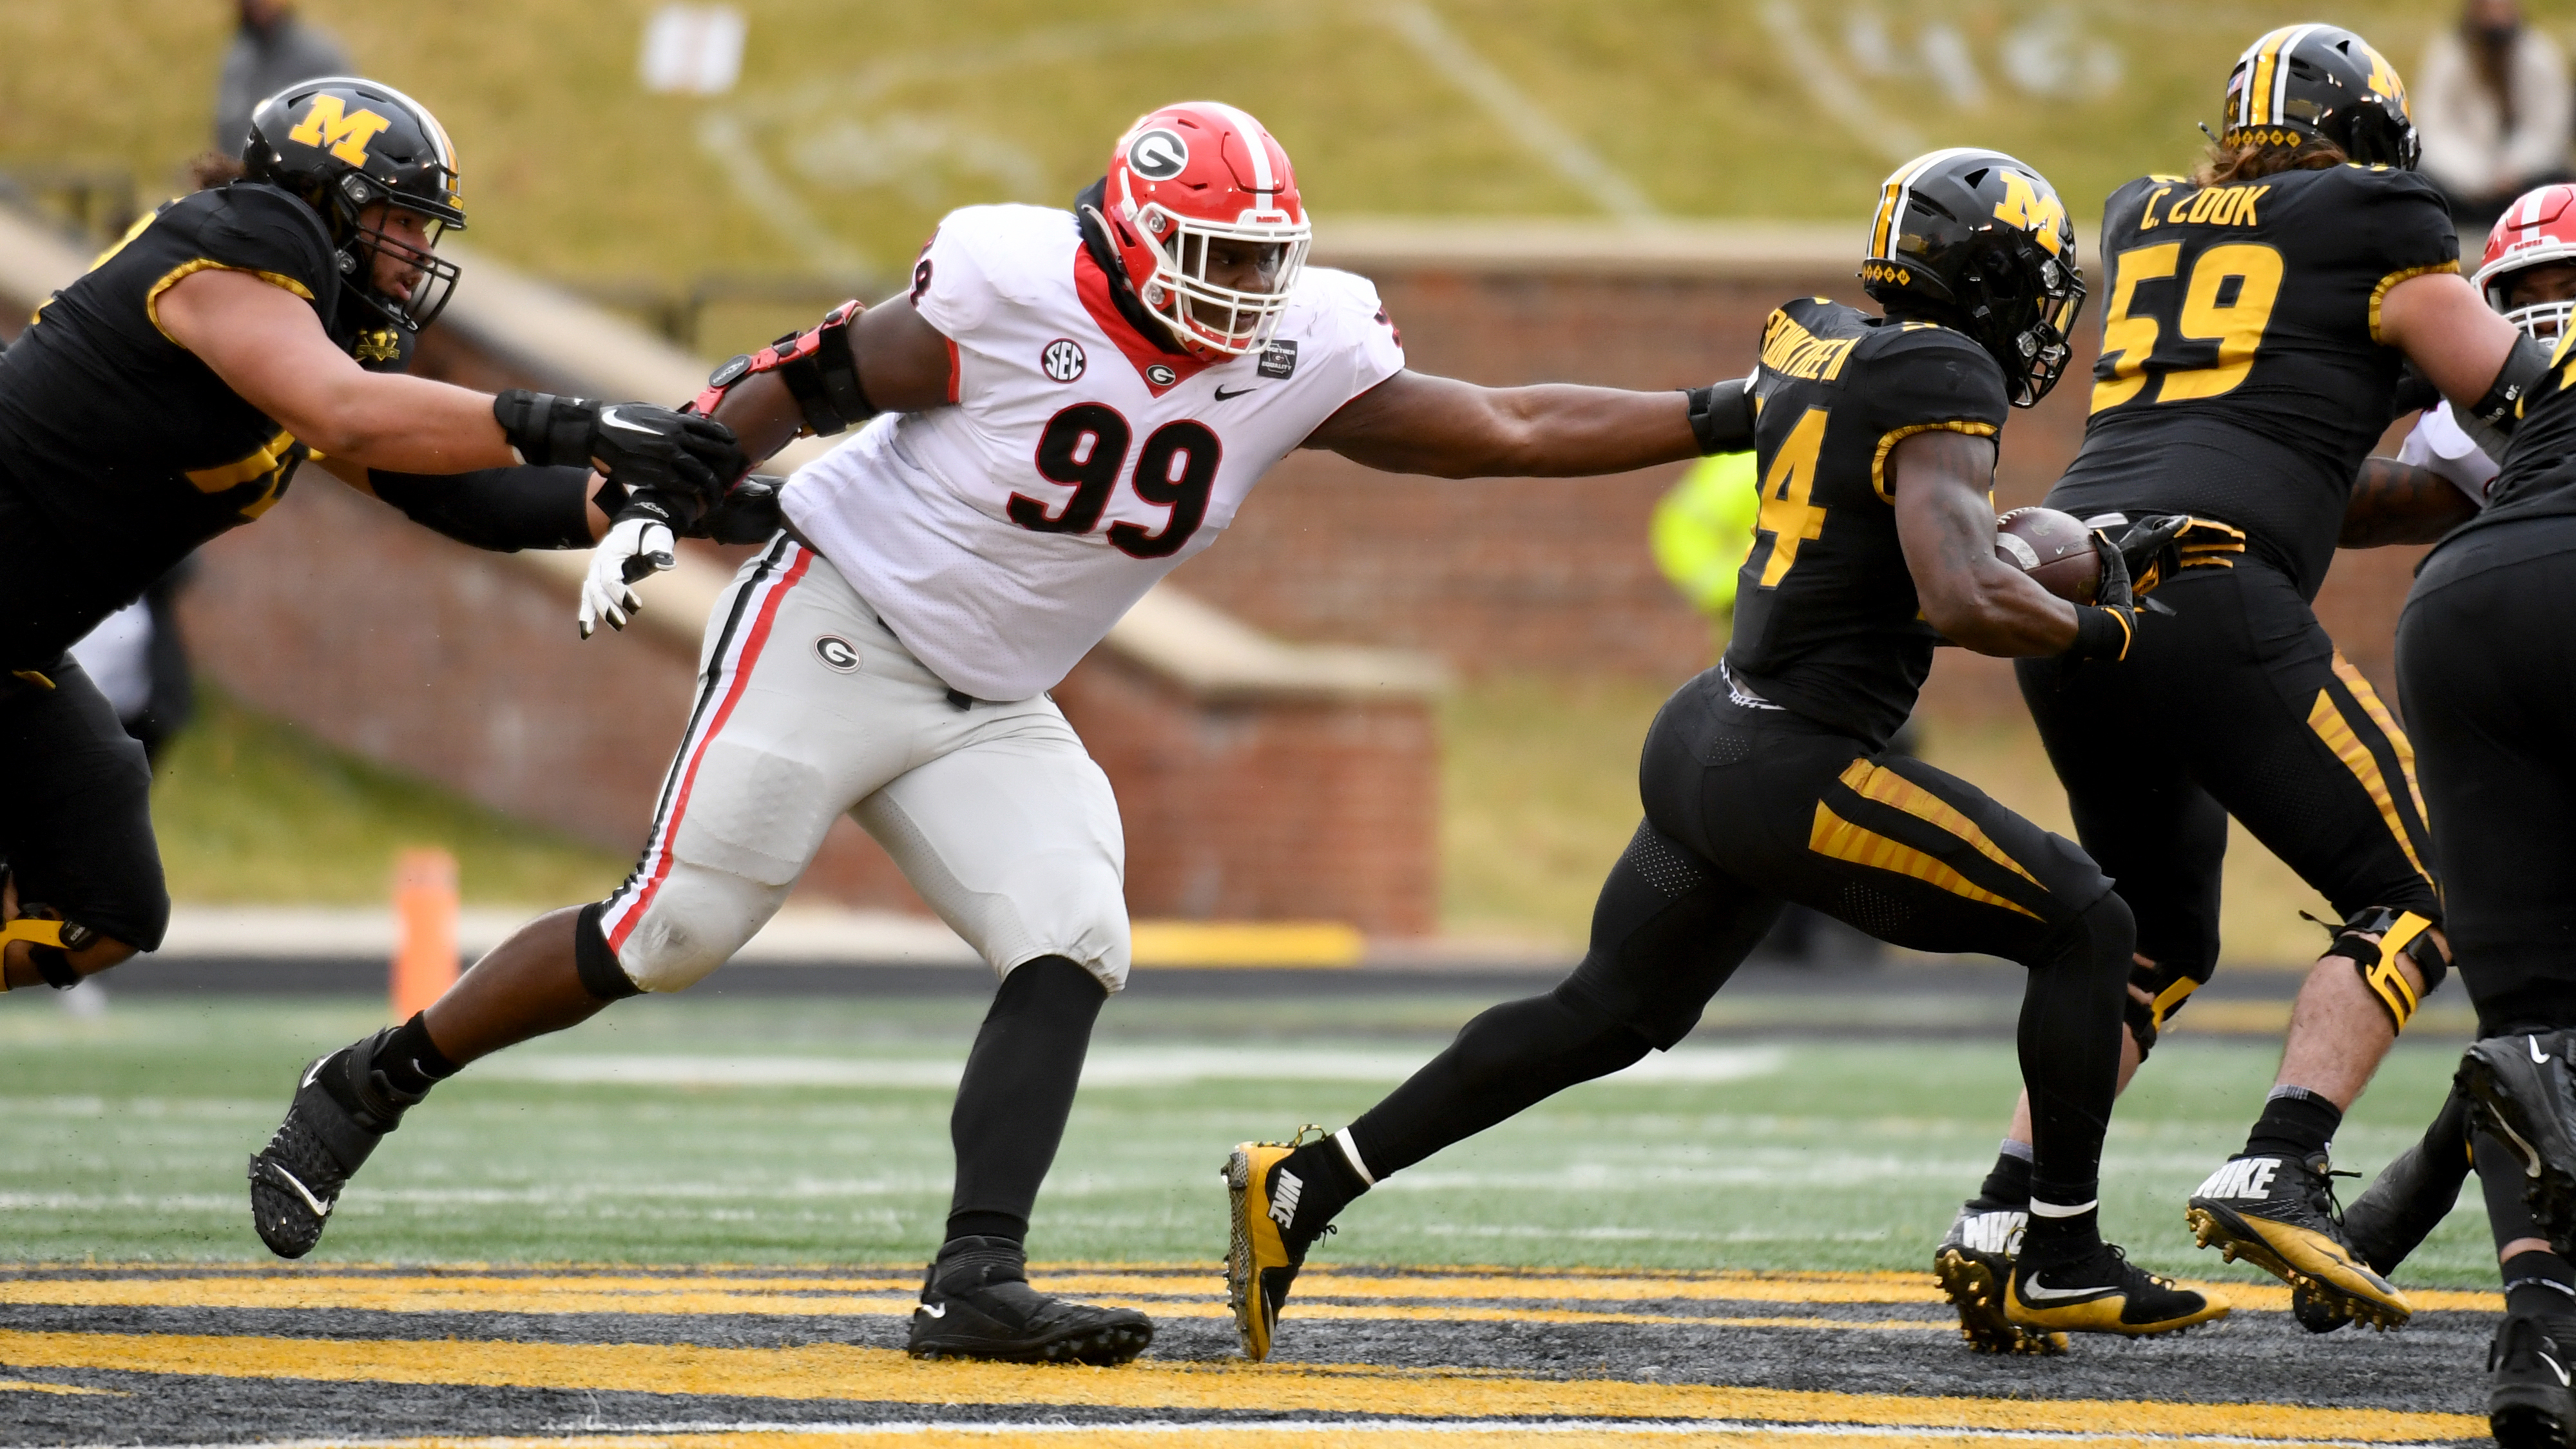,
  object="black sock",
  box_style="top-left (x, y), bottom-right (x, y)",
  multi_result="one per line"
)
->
top-left (2504, 1250), bottom-right (2576, 1339)
top-left (1344, 985), bottom-right (1650, 1179)
top-left (1274, 1132), bottom-right (1372, 1256)
top-left (943, 955), bottom-right (1106, 1249)
top-left (376, 1013), bottom-right (458, 1099)
top-left (2011, 892), bottom-right (2127, 1260)
top-left (2244, 1085), bottom-right (2343, 1162)
top-left (1974, 1143), bottom-right (2035, 1211)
